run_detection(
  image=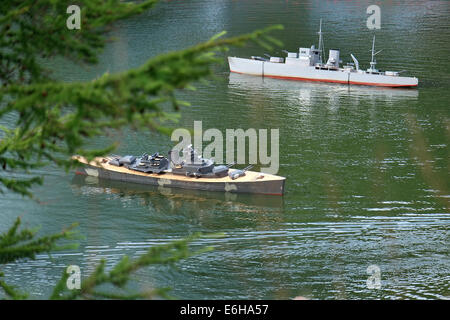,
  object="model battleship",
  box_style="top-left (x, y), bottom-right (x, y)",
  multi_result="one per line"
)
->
top-left (73, 145), bottom-right (285, 196)
top-left (228, 20), bottom-right (418, 87)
